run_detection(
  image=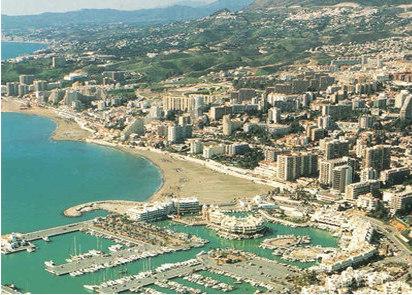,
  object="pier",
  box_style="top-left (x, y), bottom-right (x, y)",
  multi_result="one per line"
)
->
top-left (1, 221), bottom-right (92, 255)
top-left (90, 249), bottom-right (300, 294)
top-left (93, 261), bottom-right (206, 293)
top-left (21, 221), bottom-right (92, 242)
top-left (47, 244), bottom-right (161, 276)
top-left (1, 285), bottom-right (21, 294)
